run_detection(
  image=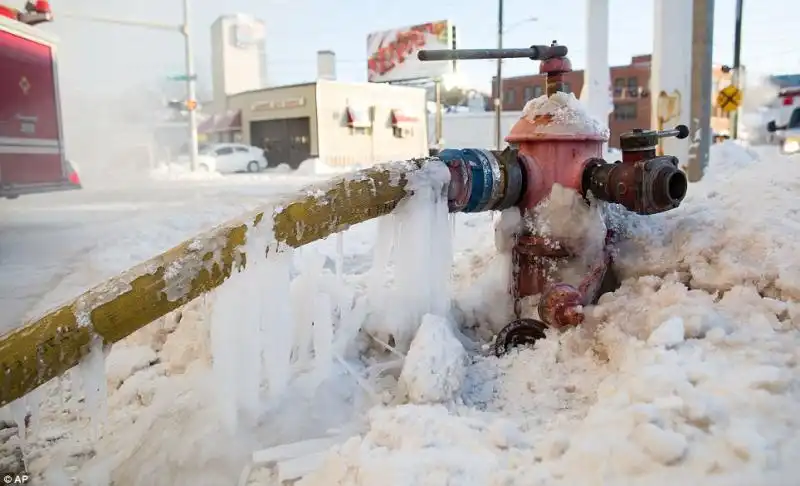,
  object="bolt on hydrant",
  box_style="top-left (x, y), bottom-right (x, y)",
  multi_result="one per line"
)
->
top-left (418, 42), bottom-right (690, 356)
